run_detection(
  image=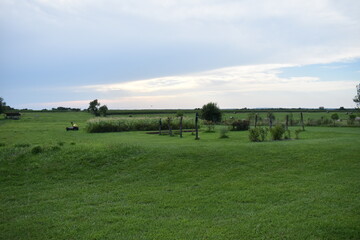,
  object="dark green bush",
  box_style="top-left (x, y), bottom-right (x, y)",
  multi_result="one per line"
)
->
top-left (200, 102), bottom-right (222, 122)
top-left (0, 143), bottom-right (5, 147)
top-left (270, 125), bottom-right (285, 140)
top-left (231, 120), bottom-right (250, 131)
